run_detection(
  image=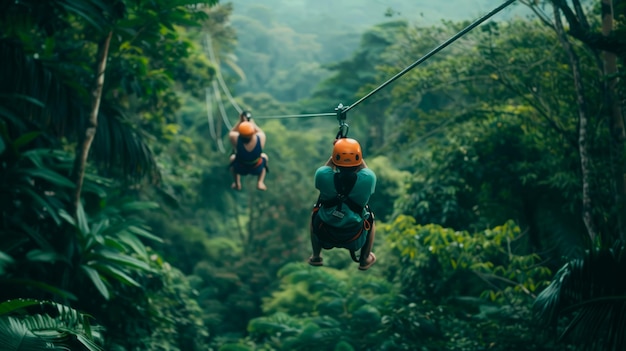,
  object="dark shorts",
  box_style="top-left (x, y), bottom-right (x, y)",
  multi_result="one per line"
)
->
top-left (311, 211), bottom-right (372, 251)
top-left (321, 229), bottom-right (368, 251)
top-left (232, 157), bottom-right (266, 176)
